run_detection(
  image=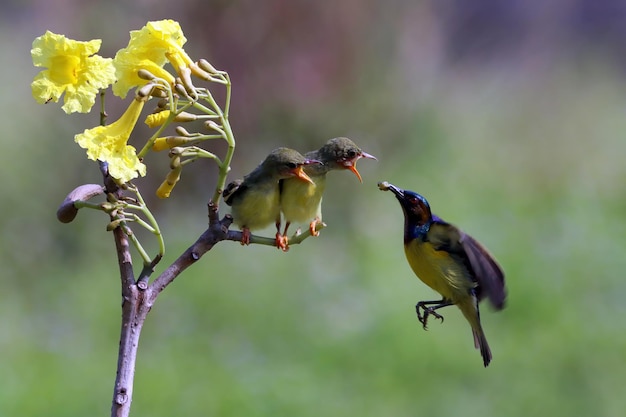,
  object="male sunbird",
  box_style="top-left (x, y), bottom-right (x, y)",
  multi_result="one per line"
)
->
top-left (280, 137), bottom-right (376, 238)
top-left (379, 181), bottom-right (506, 367)
top-left (223, 148), bottom-right (318, 251)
